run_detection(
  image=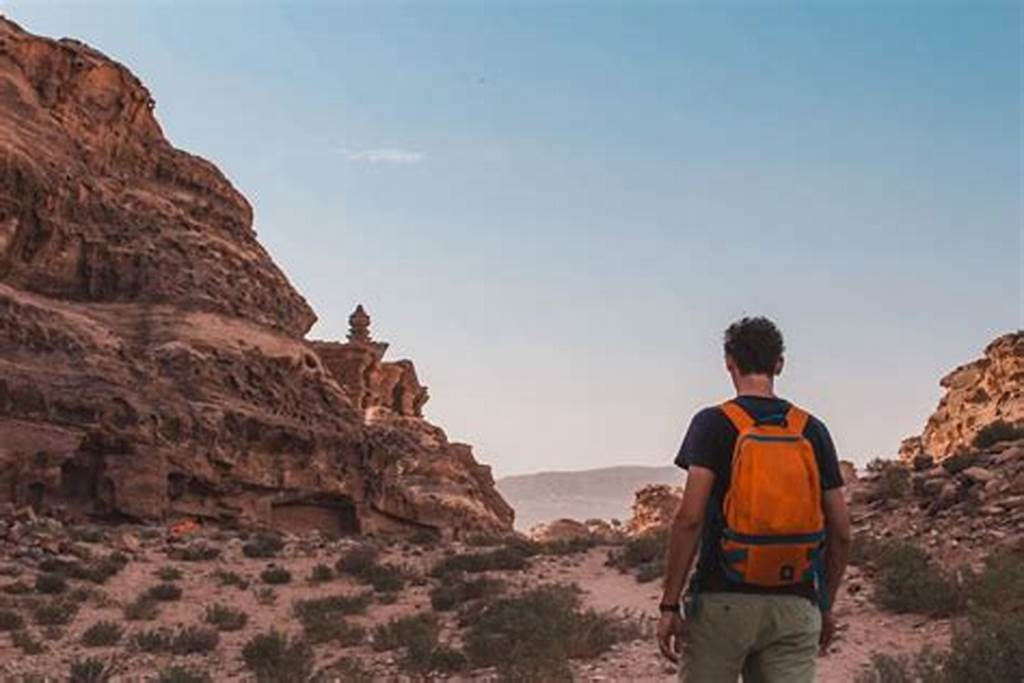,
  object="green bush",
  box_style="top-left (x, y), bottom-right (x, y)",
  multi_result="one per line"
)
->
top-left (0, 609), bottom-right (25, 631)
top-left (368, 564), bottom-right (405, 592)
top-left (131, 628), bottom-right (172, 653)
top-left (242, 630), bottom-right (314, 683)
top-left (80, 620), bottom-right (123, 647)
top-left (213, 570), bottom-right (249, 589)
top-left (35, 573), bottom-right (67, 595)
top-left (372, 612), bottom-right (439, 652)
top-left (309, 563), bottom-right (334, 583)
top-left (155, 566), bottom-right (184, 581)
top-left (465, 584), bottom-right (626, 680)
top-left (123, 597), bottom-right (159, 621)
top-left (973, 420), bottom-right (1024, 450)
top-left (606, 530), bottom-right (667, 582)
top-left (294, 592), bottom-right (371, 619)
top-left (260, 566), bottom-right (292, 585)
top-left (942, 451), bottom-right (978, 475)
top-left (146, 582), bottom-right (183, 601)
top-left (156, 666), bottom-right (213, 683)
top-left (873, 542), bottom-right (963, 616)
top-left (170, 625), bottom-right (220, 655)
top-left (865, 459), bottom-right (910, 501)
top-left (173, 544), bottom-right (221, 562)
top-left (12, 628), bottom-right (45, 654)
top-left (32, 600), bottom-right (78, 626)
top-left (242, 533), bottom-right (285, 559)
top-left (203, 604), bottom-right (249, 631)
top-left (430, 575), bottom-right (506, 611)
top-left (335, 545), bottom-right (380, 577)
top-left (69, 657), bottom-right (112, 683)
top-left (430, 547), bottom-right (529, 577)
